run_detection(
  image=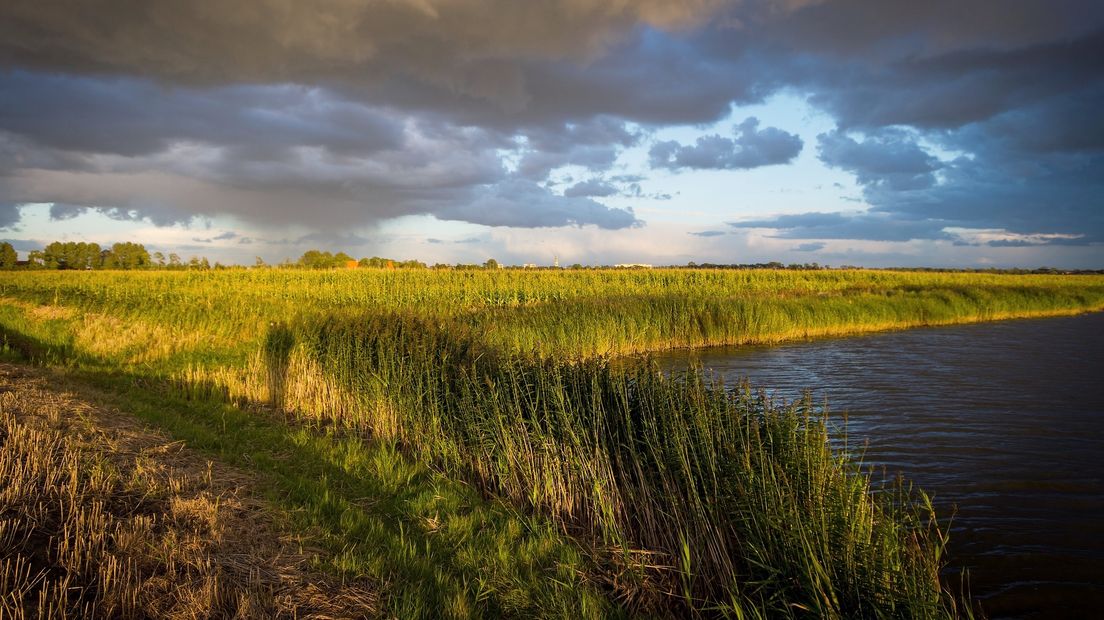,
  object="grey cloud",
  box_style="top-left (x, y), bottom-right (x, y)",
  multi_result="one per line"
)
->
top-left (749, 0), bottom-right (1101, 56)
top-left (0, 203), bottom-right (22, 229)
top-left (295, 232), bottom-right (373, 247)
top-left (987, 239), bottom-right (1037, 248)
top-left (792, 242), bottom-right (826, 252)
top-left (426, 237), bottom-right (480, 245)
top-left (564, 179), bottom-right (619, 198)
top-left (797, 27), bottom-right (1104, 133)
top-left (434, 178), bottom-right (640, 229)
top-left (650, 117), bottom-right (802, 170)
top-left (689, 230), bottom-right (727, 237)
top-left (0, 73), bottom-right (403, 158)
top-left (48, 203), bottom-right (86, 221)
top-left (817, 129), bottom-right (942, 191)
top-left (516, 117), bottom-right (640, 179)
top-left (518, 145), bottom-right (619, 179)
top-left (0, 237), bottom-right (41, 251)
top-left (729, 211), bottom-right (954, 242)
top-left (192, 231), bottom-right (238, 243)
top-left (828, 92), bottom-right (1104, 244)
top-left (0, 110), bottom-right (511, 230)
